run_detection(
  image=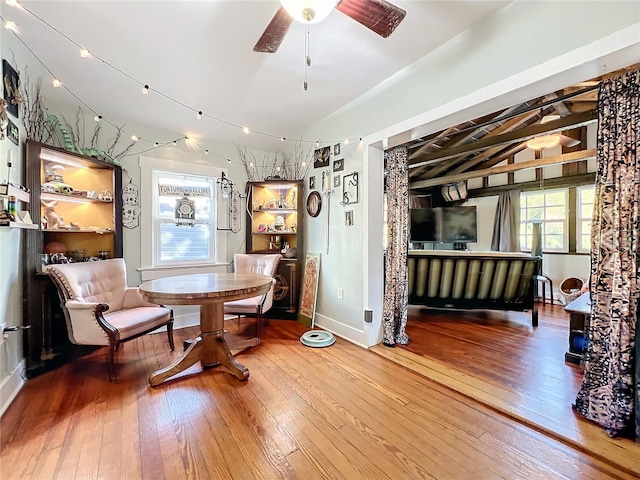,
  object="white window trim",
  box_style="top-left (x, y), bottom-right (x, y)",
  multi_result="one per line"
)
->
top-left (139, 156), bottom-right (227, 271)
top-left (576, 184), bottom-right (595, 254)
top-left (521, 188), bottom-right (569, 253)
